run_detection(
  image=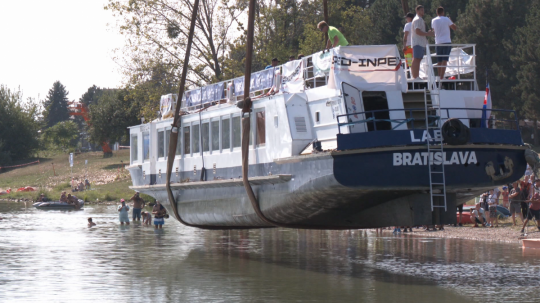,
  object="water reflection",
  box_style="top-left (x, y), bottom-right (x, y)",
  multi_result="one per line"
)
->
top-left (0, 203), bottom-right (537, 302)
